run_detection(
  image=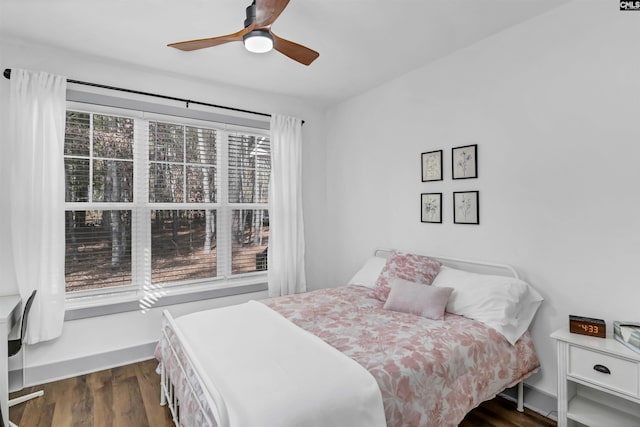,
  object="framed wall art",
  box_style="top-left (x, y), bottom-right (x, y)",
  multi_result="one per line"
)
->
top-left (421, 150), bottom-right (443, 182)
top-left (421, 193), bottom-right (442, 223)
top-left (452, 144), bottom-right (477, 180)
top-left (453, 191), bottom-right (479, 225)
